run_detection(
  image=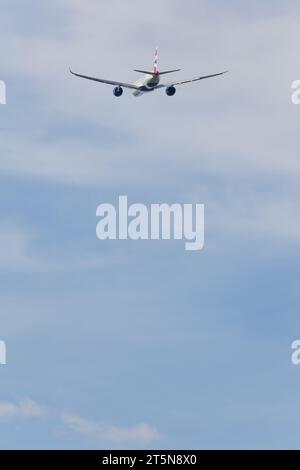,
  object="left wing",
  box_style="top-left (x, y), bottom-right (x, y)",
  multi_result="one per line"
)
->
top-left (69, 68), bottom-right (140, 90)
top-left (158, 71), bottom-right (228, 87)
